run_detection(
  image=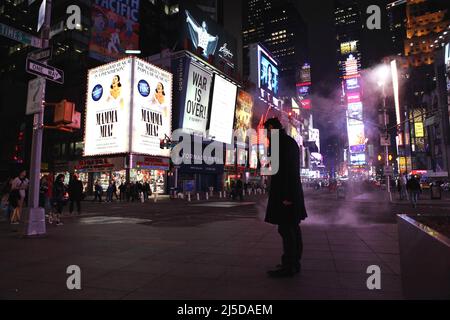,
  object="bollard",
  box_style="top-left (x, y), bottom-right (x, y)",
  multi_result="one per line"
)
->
top-left (187, 193), bottom-right (191, 202)
top-left (206, 192), bottom-right (209, 200)
top-left (219, 191), bottom-right (222, 198)
top-left (196, 193), bottom-right (200, 201)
